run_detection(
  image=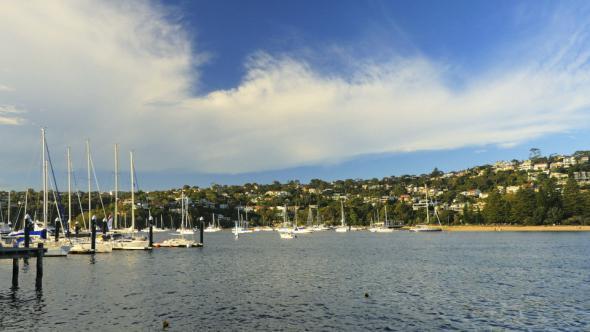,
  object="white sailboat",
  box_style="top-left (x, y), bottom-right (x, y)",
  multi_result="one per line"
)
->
top-left (176, 192), bottom-right (194, 235)
top-left (334, 200), bottom-right (350, 232)
top-left (70, 141), bottom-right (113, 254)
top-left (204, 213), bottom-right (222, 232)
top-left (370, 204), bottom-right (394, 233)
top-left (410, 184), bottom-right (443, 232)
top-left (112, 151), bottom-right (151, 250)
top-left (277, 204), bottom-right (295, 239)
top-left (292, 206), bottom-right (313, 234)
